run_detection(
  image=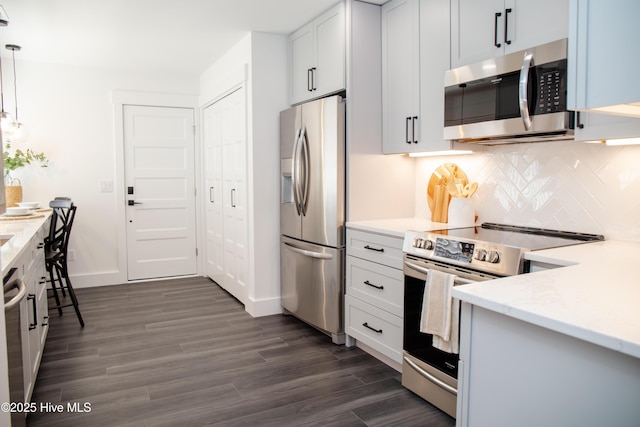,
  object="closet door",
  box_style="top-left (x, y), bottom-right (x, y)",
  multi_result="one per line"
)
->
top-left (203, 87), bottom-right (248, 303)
